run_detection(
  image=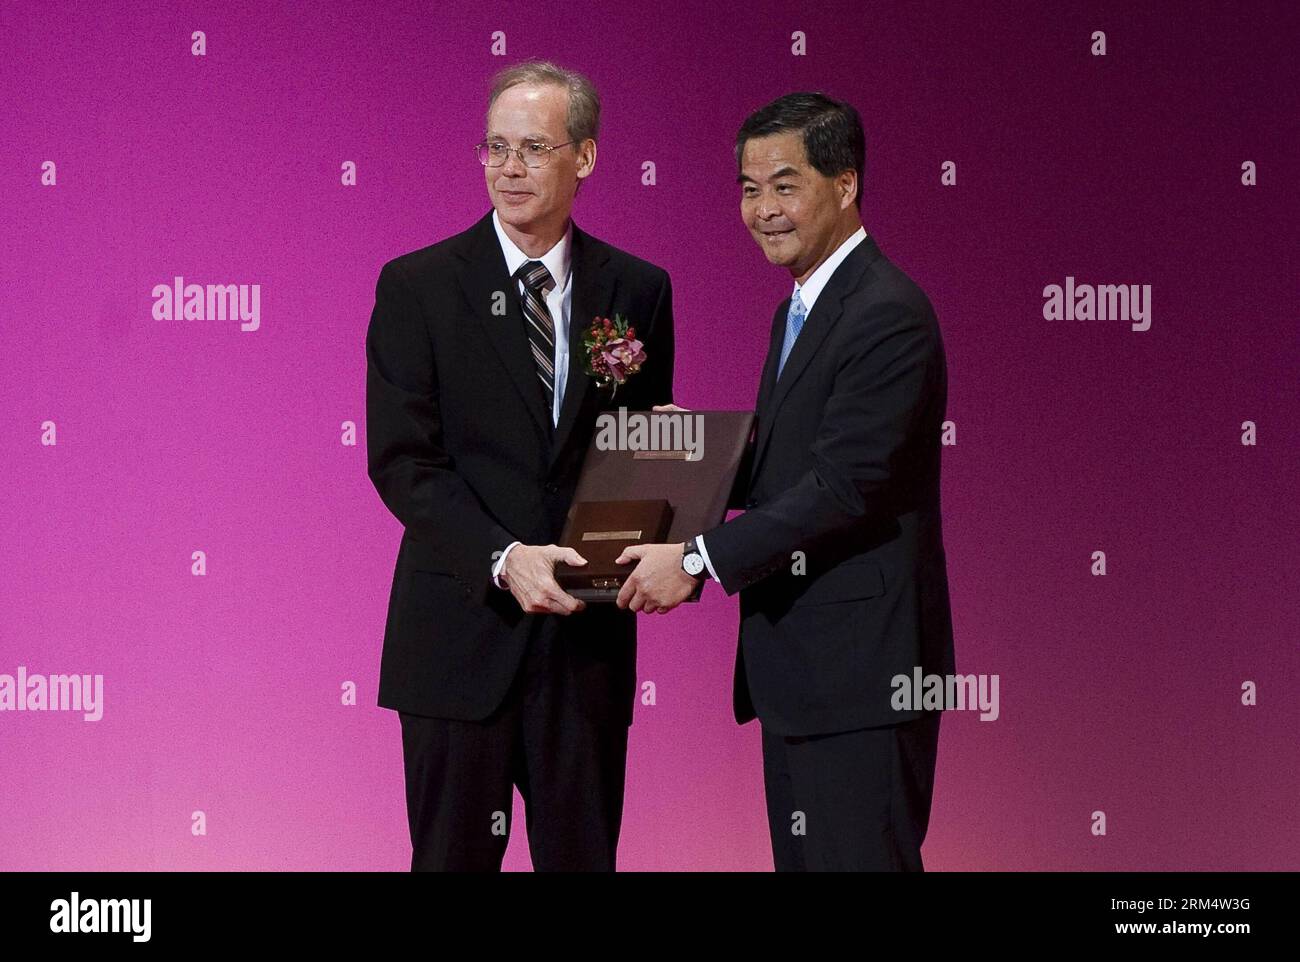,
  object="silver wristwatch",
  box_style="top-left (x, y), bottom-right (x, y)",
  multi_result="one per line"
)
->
top-left (681, 536), bottom-right (706, 578)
